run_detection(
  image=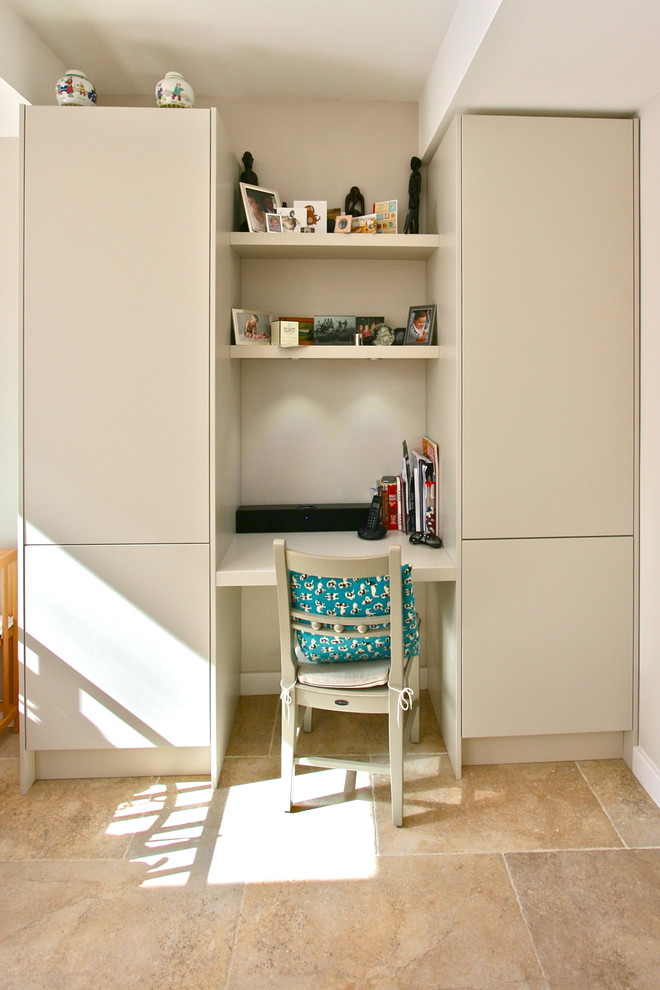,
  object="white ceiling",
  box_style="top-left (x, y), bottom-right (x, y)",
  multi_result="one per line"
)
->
top-left (3, 0), bottom-right (461, 102)
top-left (3, 0), bottom-right (660, 122)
